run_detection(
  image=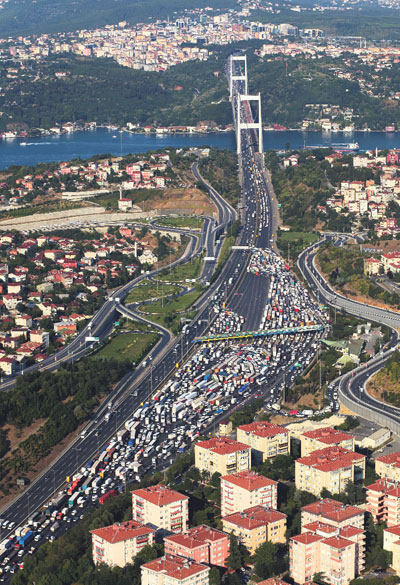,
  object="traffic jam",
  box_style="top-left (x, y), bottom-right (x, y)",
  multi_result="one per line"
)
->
top-left (0, 244), bottom-right (330, 579)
